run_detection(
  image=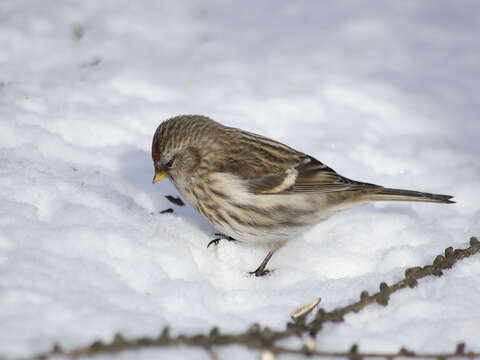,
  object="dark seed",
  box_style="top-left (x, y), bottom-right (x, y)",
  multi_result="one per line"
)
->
top-left (160, 208), bottom-right (174, 214)
top-left (165, 195), bottom-right (185, 206)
